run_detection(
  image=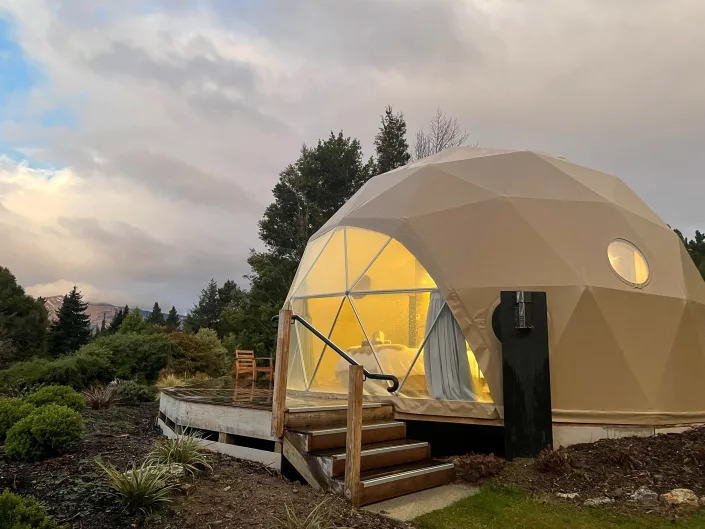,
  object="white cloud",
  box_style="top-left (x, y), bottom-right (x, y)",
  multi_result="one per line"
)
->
top-left (1, 0), bottom-right (705, 311)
